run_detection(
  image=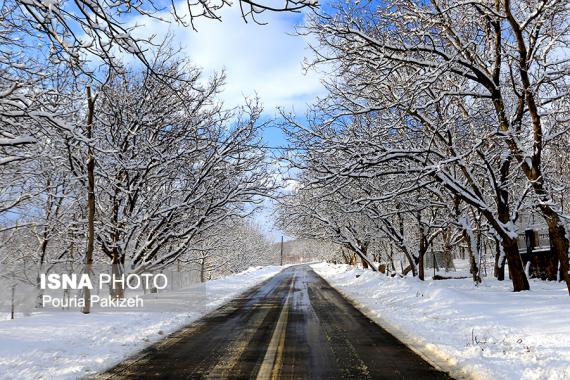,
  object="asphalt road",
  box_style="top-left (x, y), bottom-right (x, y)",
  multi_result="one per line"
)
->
top-left (98, 265), bottom-right (452, 379)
